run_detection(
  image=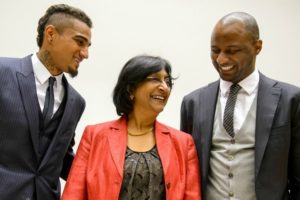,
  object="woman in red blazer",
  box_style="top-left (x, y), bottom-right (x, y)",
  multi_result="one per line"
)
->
top-left (62, 55), bottom-right (201, 200)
